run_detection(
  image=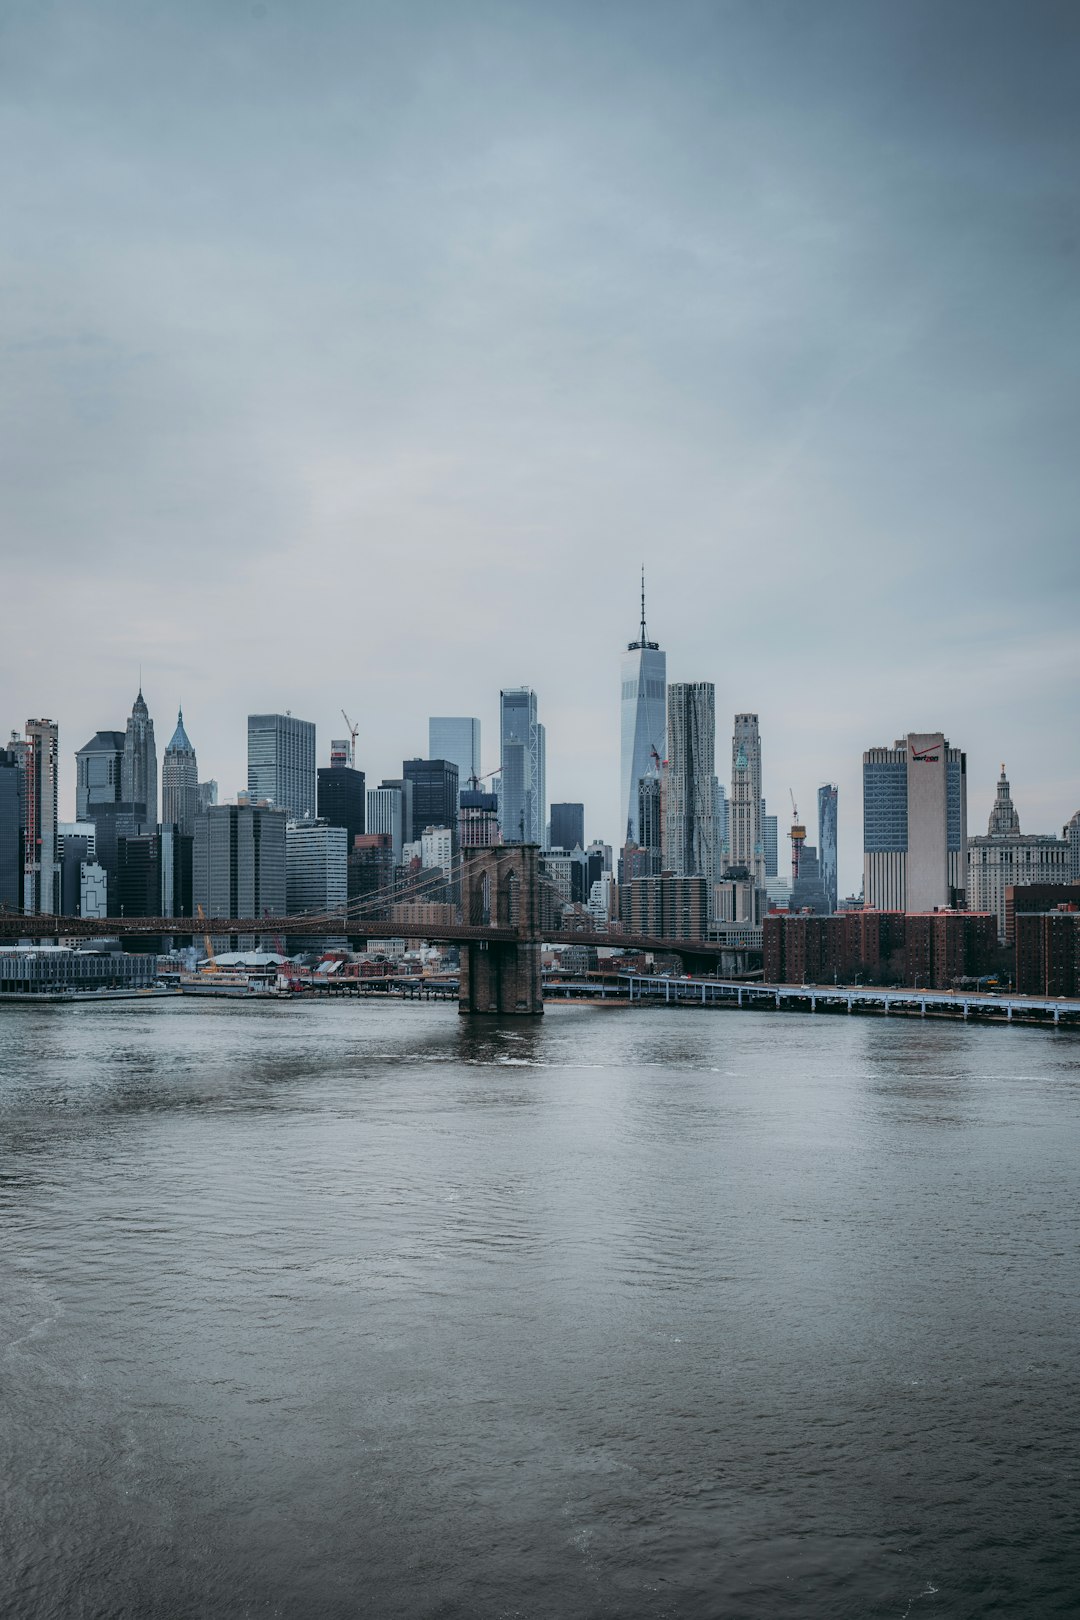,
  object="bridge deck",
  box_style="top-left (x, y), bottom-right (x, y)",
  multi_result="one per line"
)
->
top-left (0, 915), bottom-right (733, 958)
top-left (622, 975), bottom-right (1080, 1022)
